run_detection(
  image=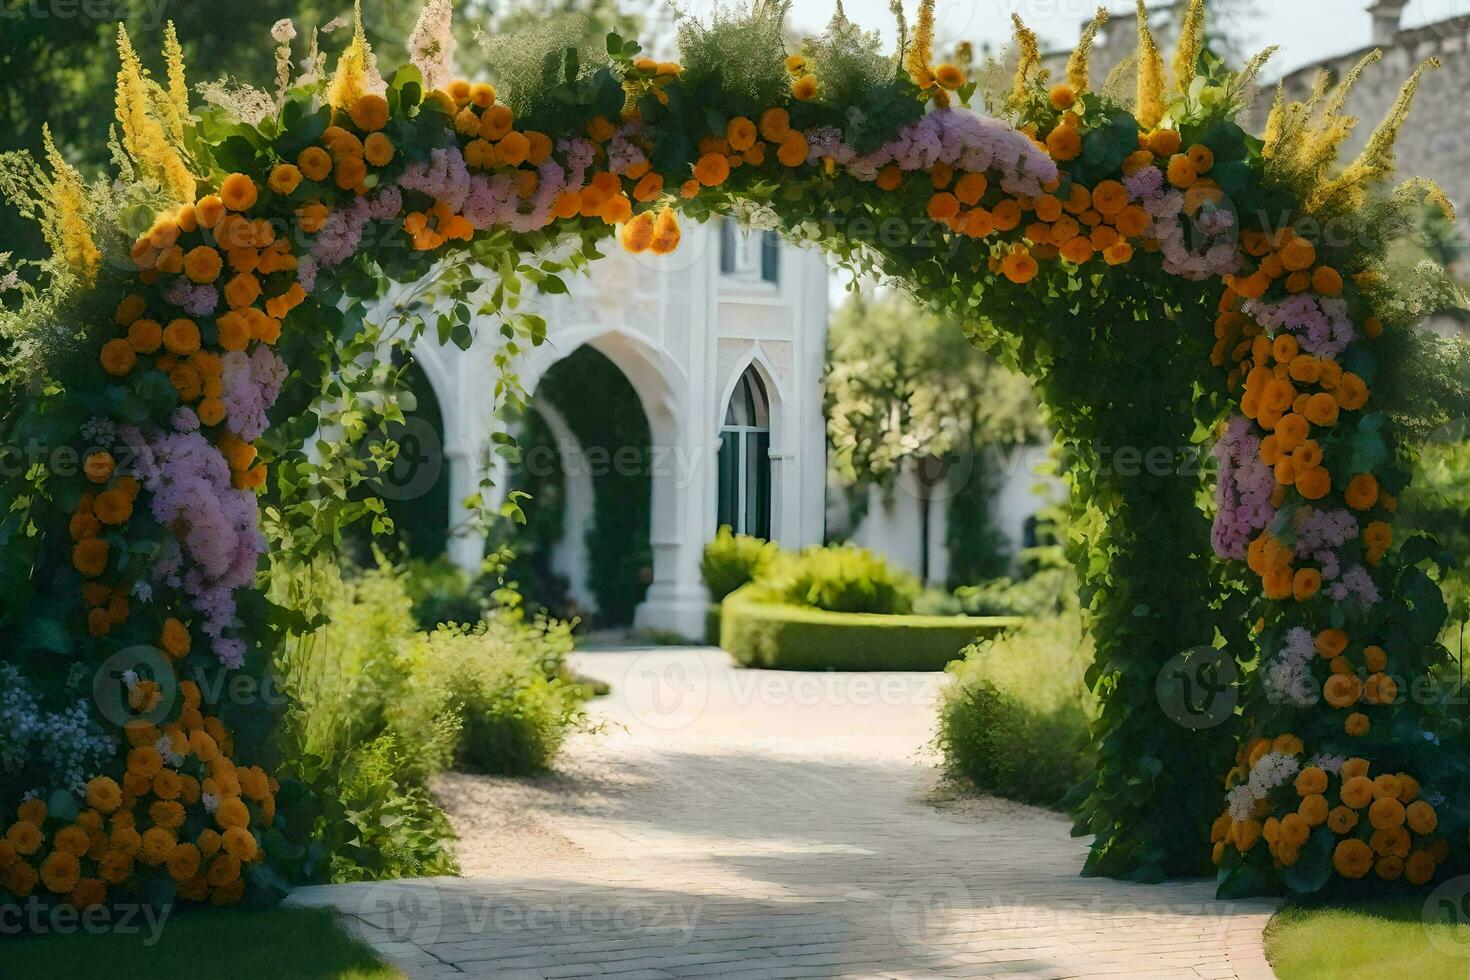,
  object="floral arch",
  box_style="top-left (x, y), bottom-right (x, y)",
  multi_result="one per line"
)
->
top-left (1, 0), bottom-right (1465, 909)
